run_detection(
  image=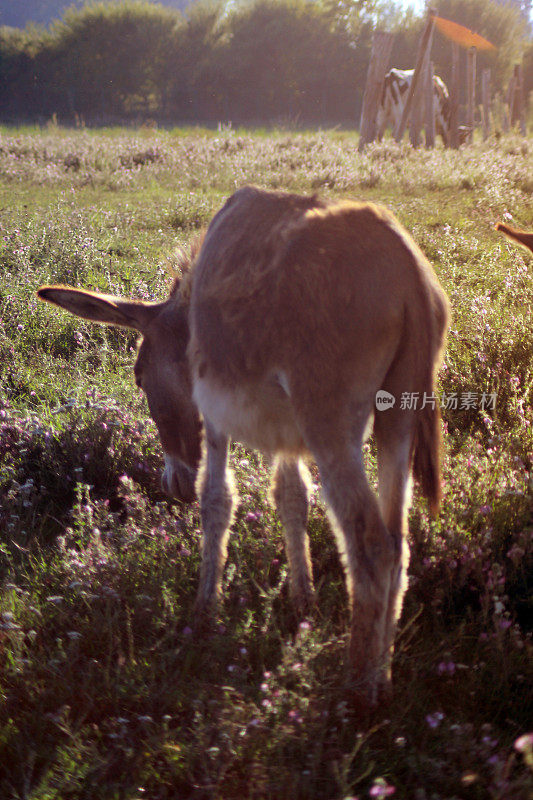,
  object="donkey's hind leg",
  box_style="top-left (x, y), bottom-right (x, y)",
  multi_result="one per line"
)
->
top-left (194, 420), bottom-right (236, 618)
top-left (271, 456), bottom-right (314, 615)
top-left (374, 407), bottom-right (415, 696)
top-left (305, 412), bottom-right (397, 703)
